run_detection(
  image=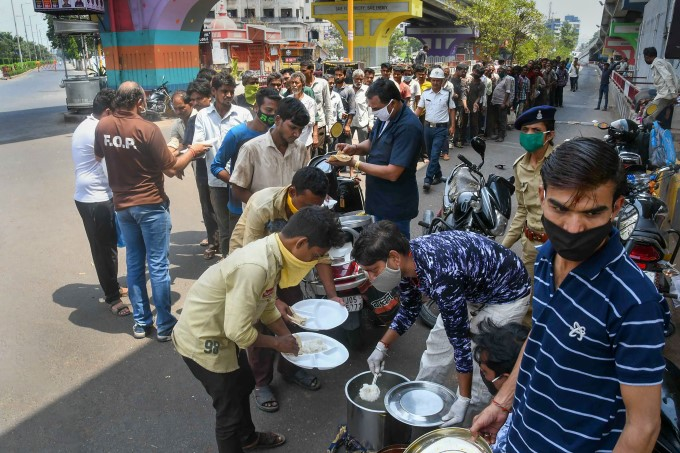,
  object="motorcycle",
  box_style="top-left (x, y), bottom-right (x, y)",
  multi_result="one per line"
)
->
top-left (303, 155), bottom-right (399, 349)
top-left (417, 136), bottom-right (516, 327)
top-left (596, 119), bottom-right (651, 169)
top-left (615, 165), bottom-right (680, 337)
top-left (146, 78), bottom-right (171, 116)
